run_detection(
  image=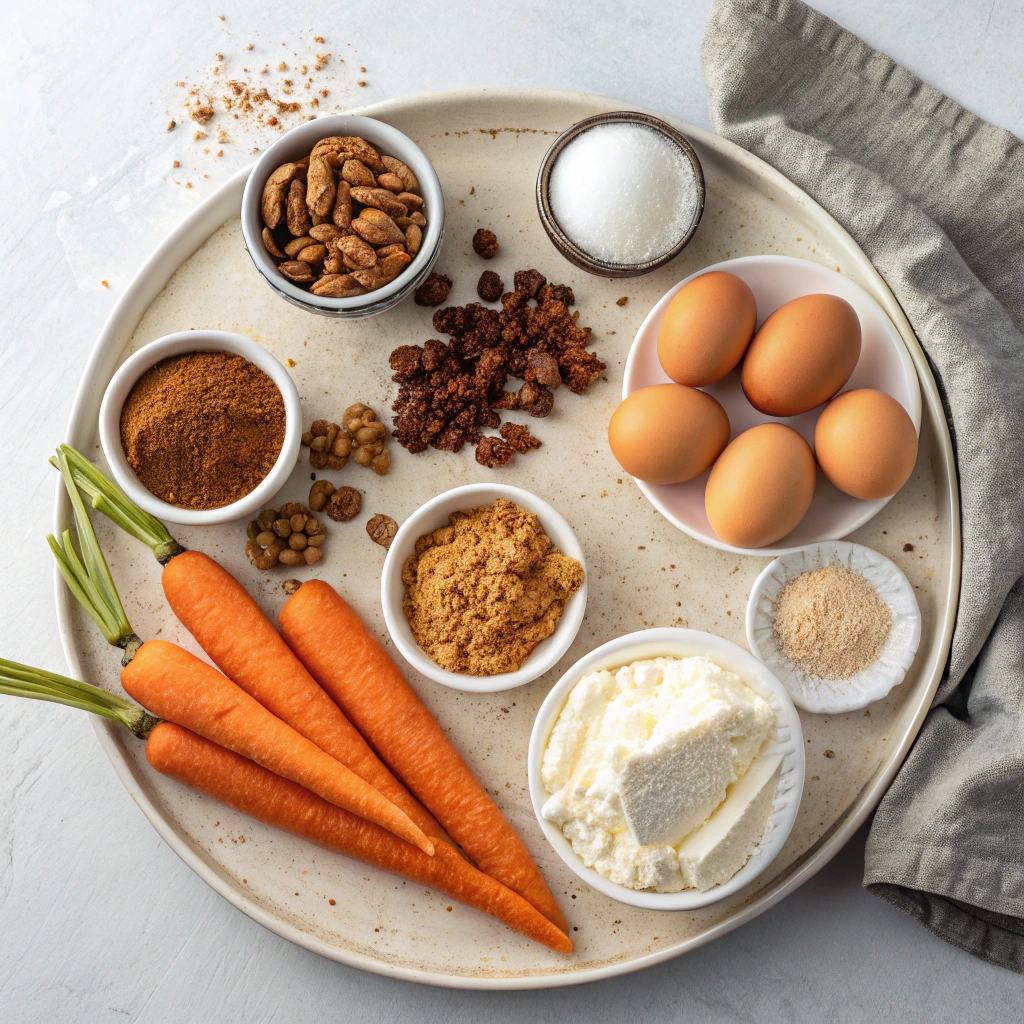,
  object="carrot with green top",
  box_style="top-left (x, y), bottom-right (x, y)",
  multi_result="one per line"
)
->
top-left (55, 445), bottom-right (444, 842)
top-left (0, 666), bottom-right (570, 951)
top-left (279, 580), bottom-right (569, 935)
